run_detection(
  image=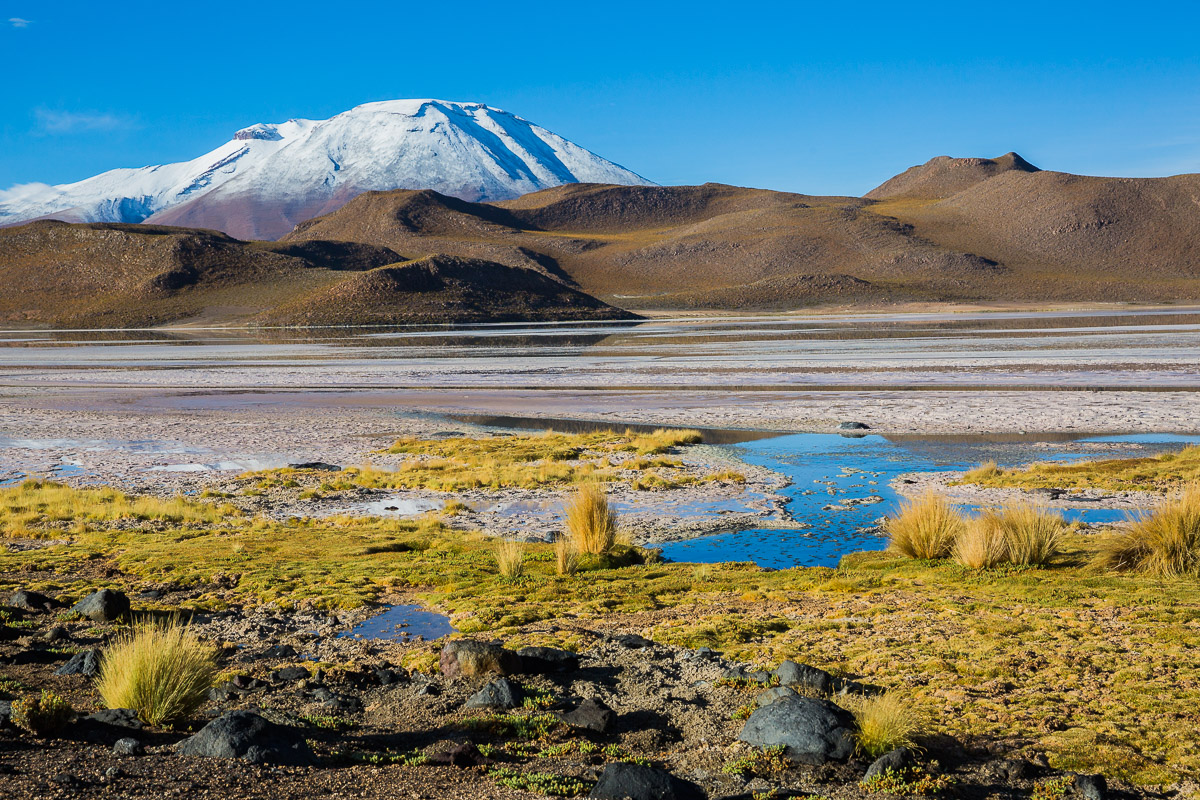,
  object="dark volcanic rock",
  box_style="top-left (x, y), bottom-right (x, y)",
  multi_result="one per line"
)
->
top-left (589, 762), bottom-right (704, 800)
top-left (439, 639), bottom-right (522, 680)
top-left (465, 677), bottom-right (521, 709)
top-left (1073, 774), bottom-right (1107, 800)
top-left (738, 695), bottom-right (855, 764)
top-left (517, 646), bottom-right (580, 673)
top-left (272, 666), bottom-right (310, 682)
top-left (261, 644), bottom-right (297, 659)
top-left (773, 660), bottom-right (833, 694)
top-left (838, 421), bottom-right (871, 430)
top-left (864, 747), bottom-right (915, 781)
top-left (755, 686), bottom-right (799, 707)
top-left (286, 462), bottom-right (342, 471)
top-left (176, 710), bottom-right (315, 765)
top-left (10, 589), bottom-right (58, 612)
top-left (86, 709), bottom-right (144, 730)
top-left (55, 648), bottom-right (102, 677)
top-left (557, 697), bottom-right (615, 733)
top-left (427, 741), bottom-right (488, 767)
top-left (71, 589), bottom-right (130, 623)
top-left (112, 737), bottom-right (144, 756)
